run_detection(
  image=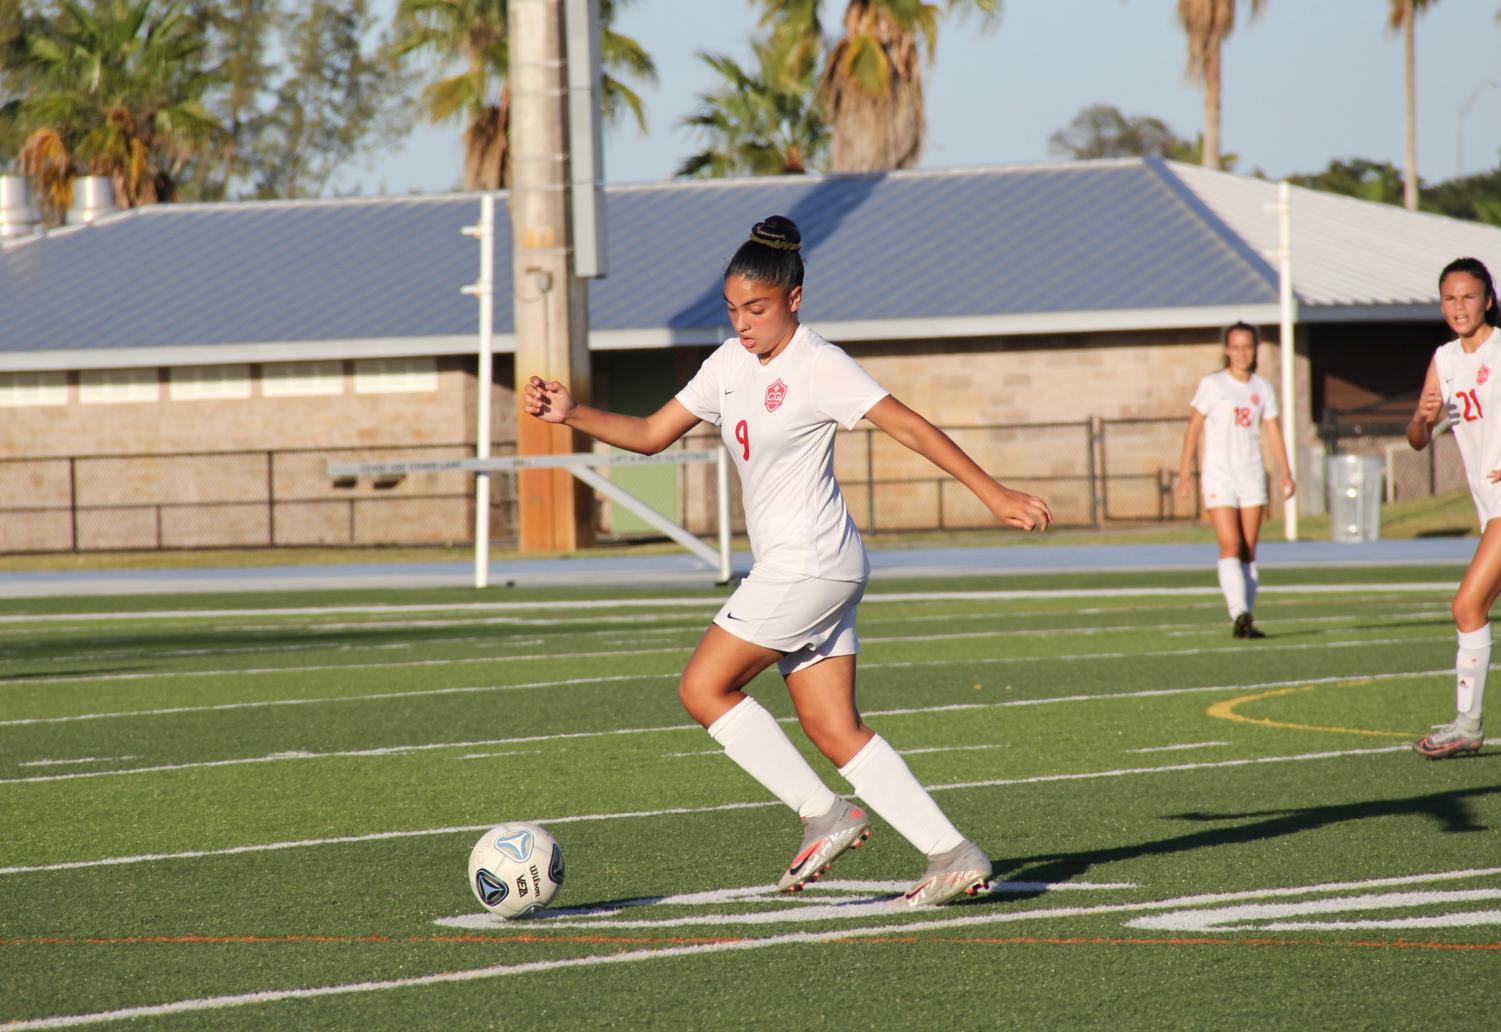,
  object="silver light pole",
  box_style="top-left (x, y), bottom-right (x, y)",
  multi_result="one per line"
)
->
top-left (462, 194), bottom-right (496, 588)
